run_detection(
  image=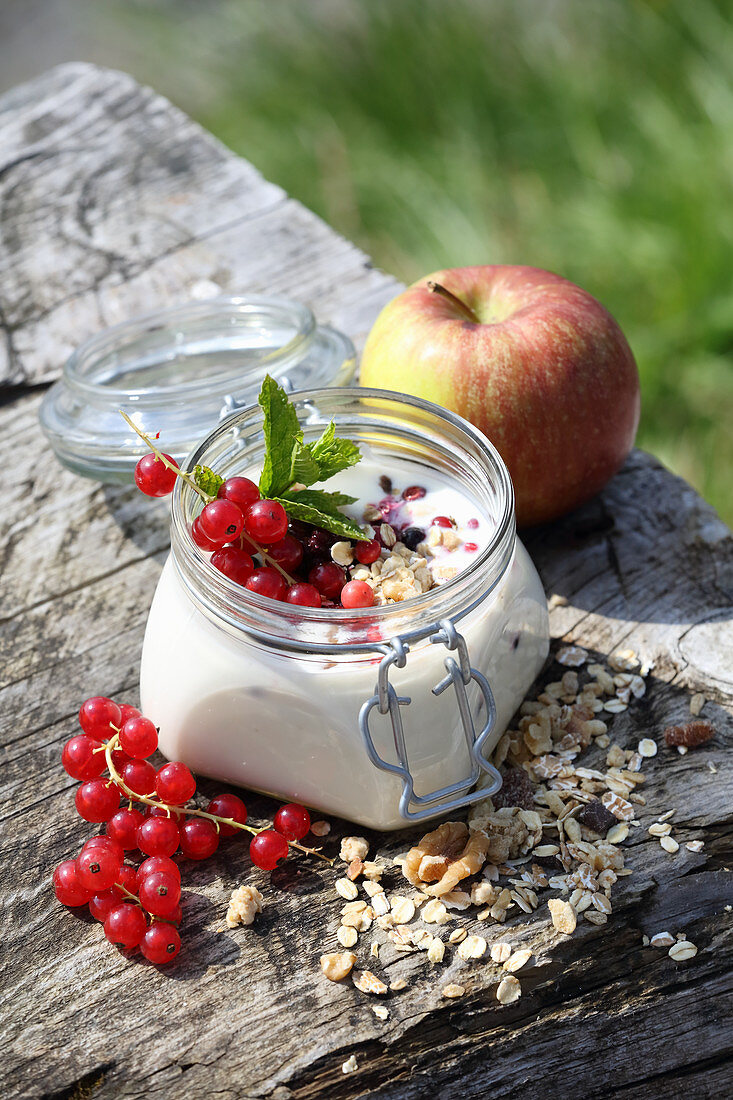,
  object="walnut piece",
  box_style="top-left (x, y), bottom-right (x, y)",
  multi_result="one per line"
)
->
top-left (320, 952), bottom-right (357, 982)
top-left (402, 821), bottom-right (491, 896)
top-left (226, 885), bottom-right (264, 928)
top-left (340, 836), bottom-right (369, 862)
